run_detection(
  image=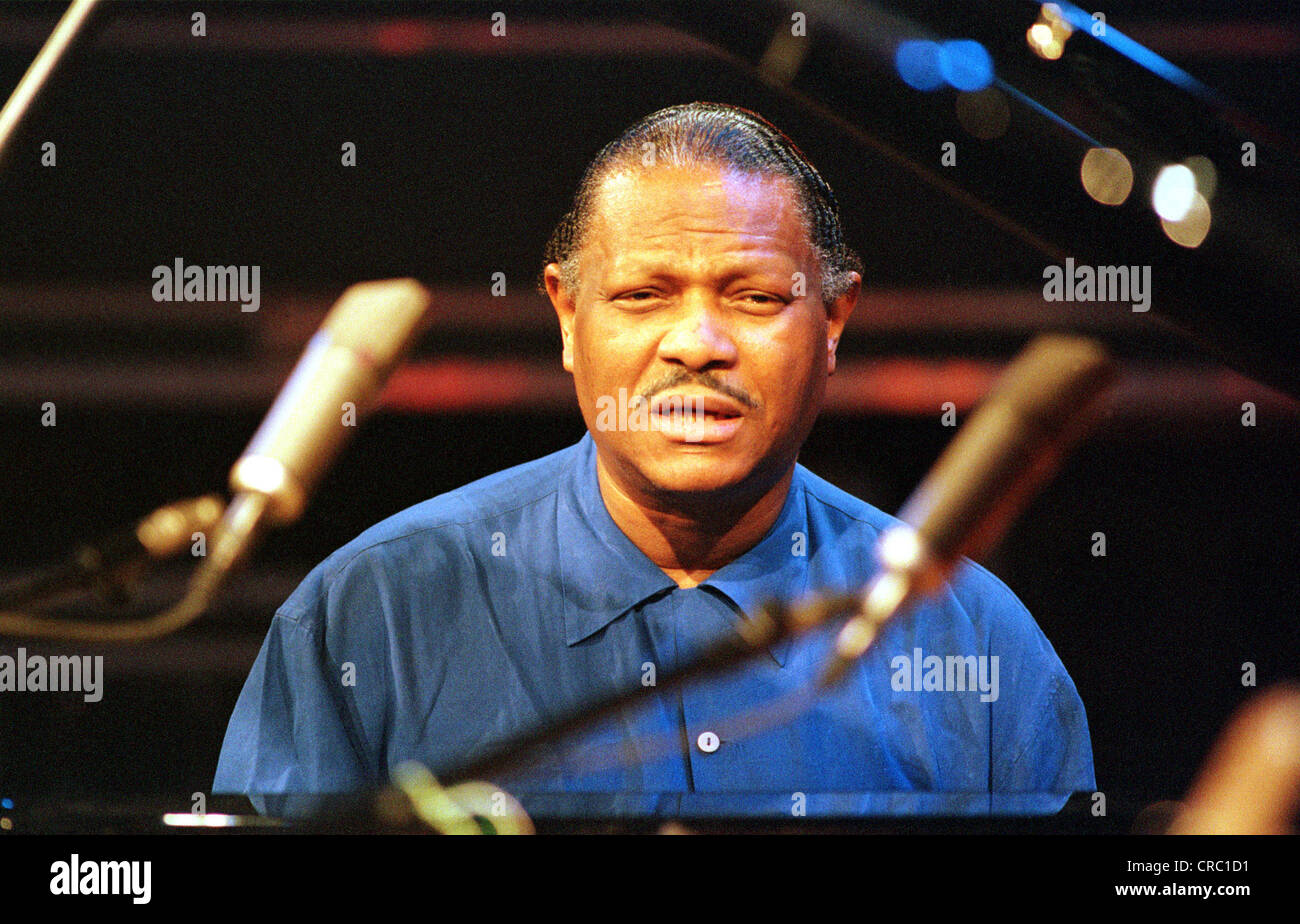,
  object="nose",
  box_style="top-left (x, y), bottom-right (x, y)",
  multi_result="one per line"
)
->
top-left (656, 292), bottom-right (739, 372)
